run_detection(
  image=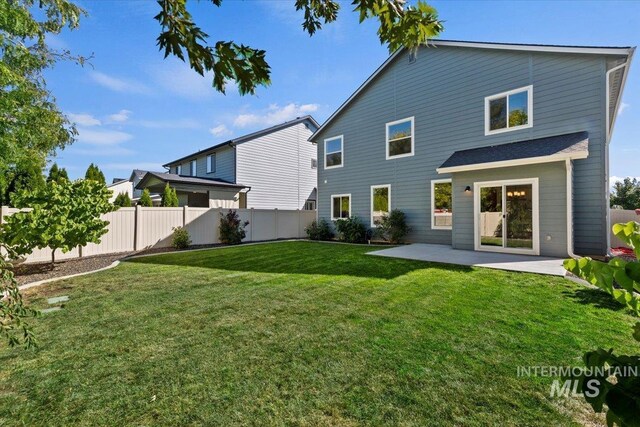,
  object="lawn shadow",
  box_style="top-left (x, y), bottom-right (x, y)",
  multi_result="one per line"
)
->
top-left (563, 287), bottom-right (626, 312)
top-left (124, 242), bottom-right (474, 280)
